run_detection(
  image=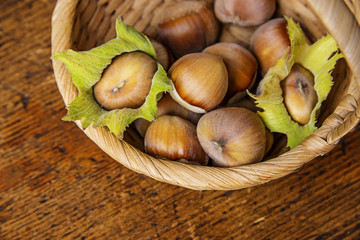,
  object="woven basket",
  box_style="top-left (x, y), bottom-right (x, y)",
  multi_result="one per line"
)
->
top-left (51, 0), bottom-right (360, 190)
